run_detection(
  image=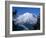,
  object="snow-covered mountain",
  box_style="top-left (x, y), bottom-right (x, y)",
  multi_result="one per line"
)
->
top-left (13, 12), bottom-right (38, 30)
top-left (13, 12), bottom-right (37, 25)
